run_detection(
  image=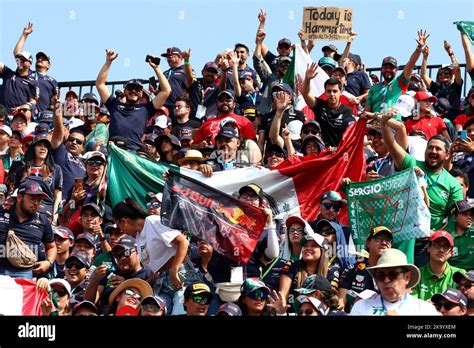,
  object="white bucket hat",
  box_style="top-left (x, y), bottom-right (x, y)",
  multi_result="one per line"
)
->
top-left (366, 248), bottom-right (420, 289)
top-left (215, 282), bottom-right (242, 302)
